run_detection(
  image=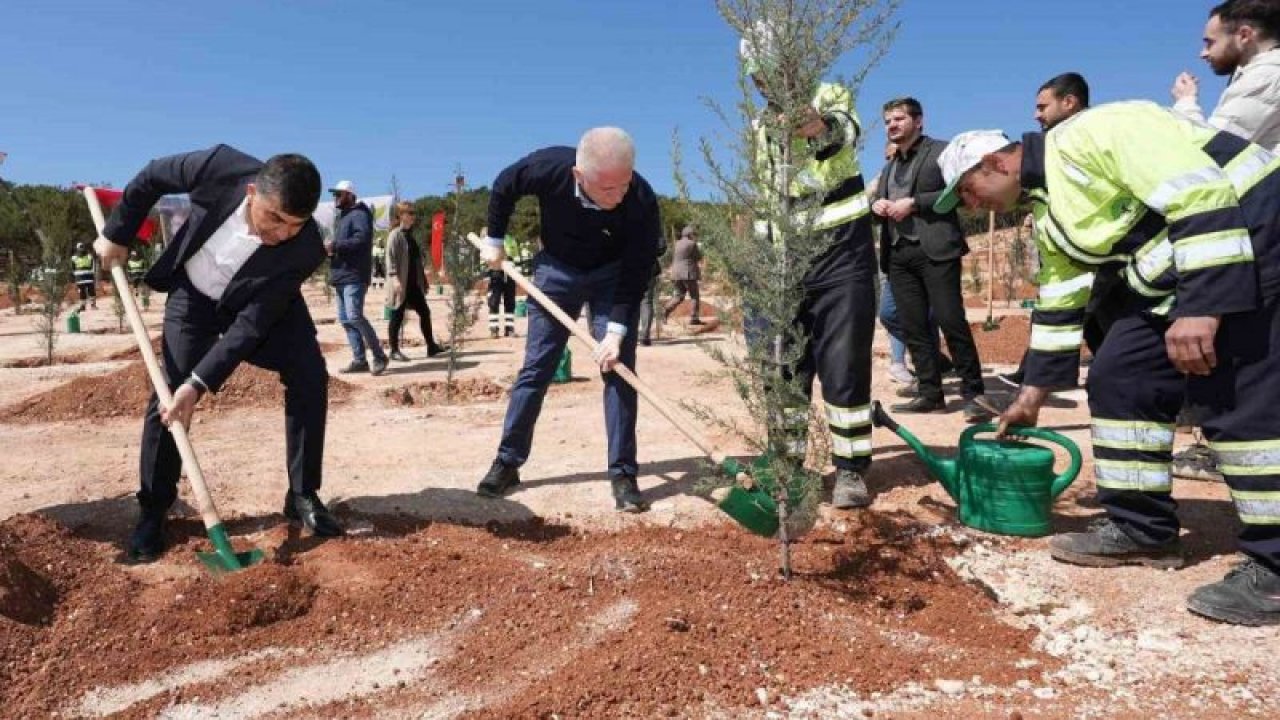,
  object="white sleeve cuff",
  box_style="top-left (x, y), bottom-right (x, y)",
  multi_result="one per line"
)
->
top-left (606, 322), bottom-right (628, 337)
top-left (485, 236), bottom-right (506, 248)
